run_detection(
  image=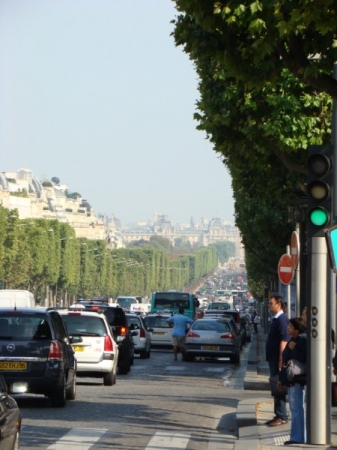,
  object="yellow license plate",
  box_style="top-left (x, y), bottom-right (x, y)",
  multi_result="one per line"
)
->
top-left (0, 362), bottom-right (27, 370)
top-left (203, 346), bottom-right (219, 351)
top-left (153, 332), bottom-right (165, 335)
top-left (73, 346), bottom-right (84, 352)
